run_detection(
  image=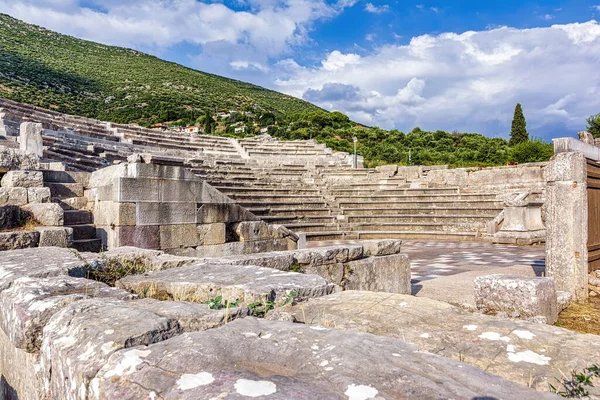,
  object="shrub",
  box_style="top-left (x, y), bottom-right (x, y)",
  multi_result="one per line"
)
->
top-left (507, 139), bottom-right (554, 164)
